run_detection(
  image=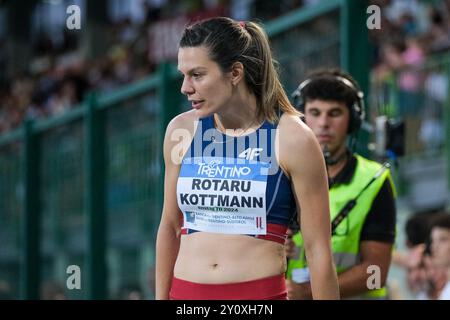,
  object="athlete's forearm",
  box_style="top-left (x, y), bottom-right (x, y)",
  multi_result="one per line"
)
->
top-left (155, 223), bottom-right (180, 300)
top-left (306, 243), bottom-right (340, 299)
